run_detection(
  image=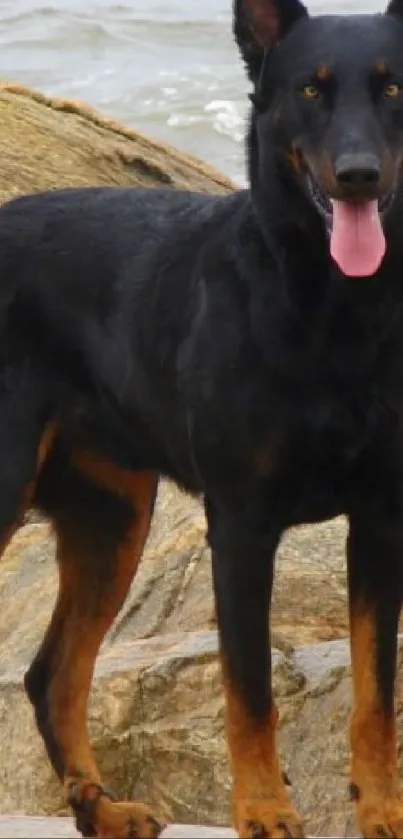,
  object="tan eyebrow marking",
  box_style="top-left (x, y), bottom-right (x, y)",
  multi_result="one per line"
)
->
top-left (315, 64), bottom-right (331, 82)
top-left (373, 59), bottom-right (388, 75)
